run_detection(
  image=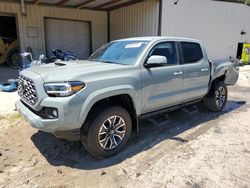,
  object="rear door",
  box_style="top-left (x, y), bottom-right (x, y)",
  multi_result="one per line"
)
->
top-left (179, 42), bottom-right (210, 102)
top-left (141, 41), bottom-right (183, 113)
